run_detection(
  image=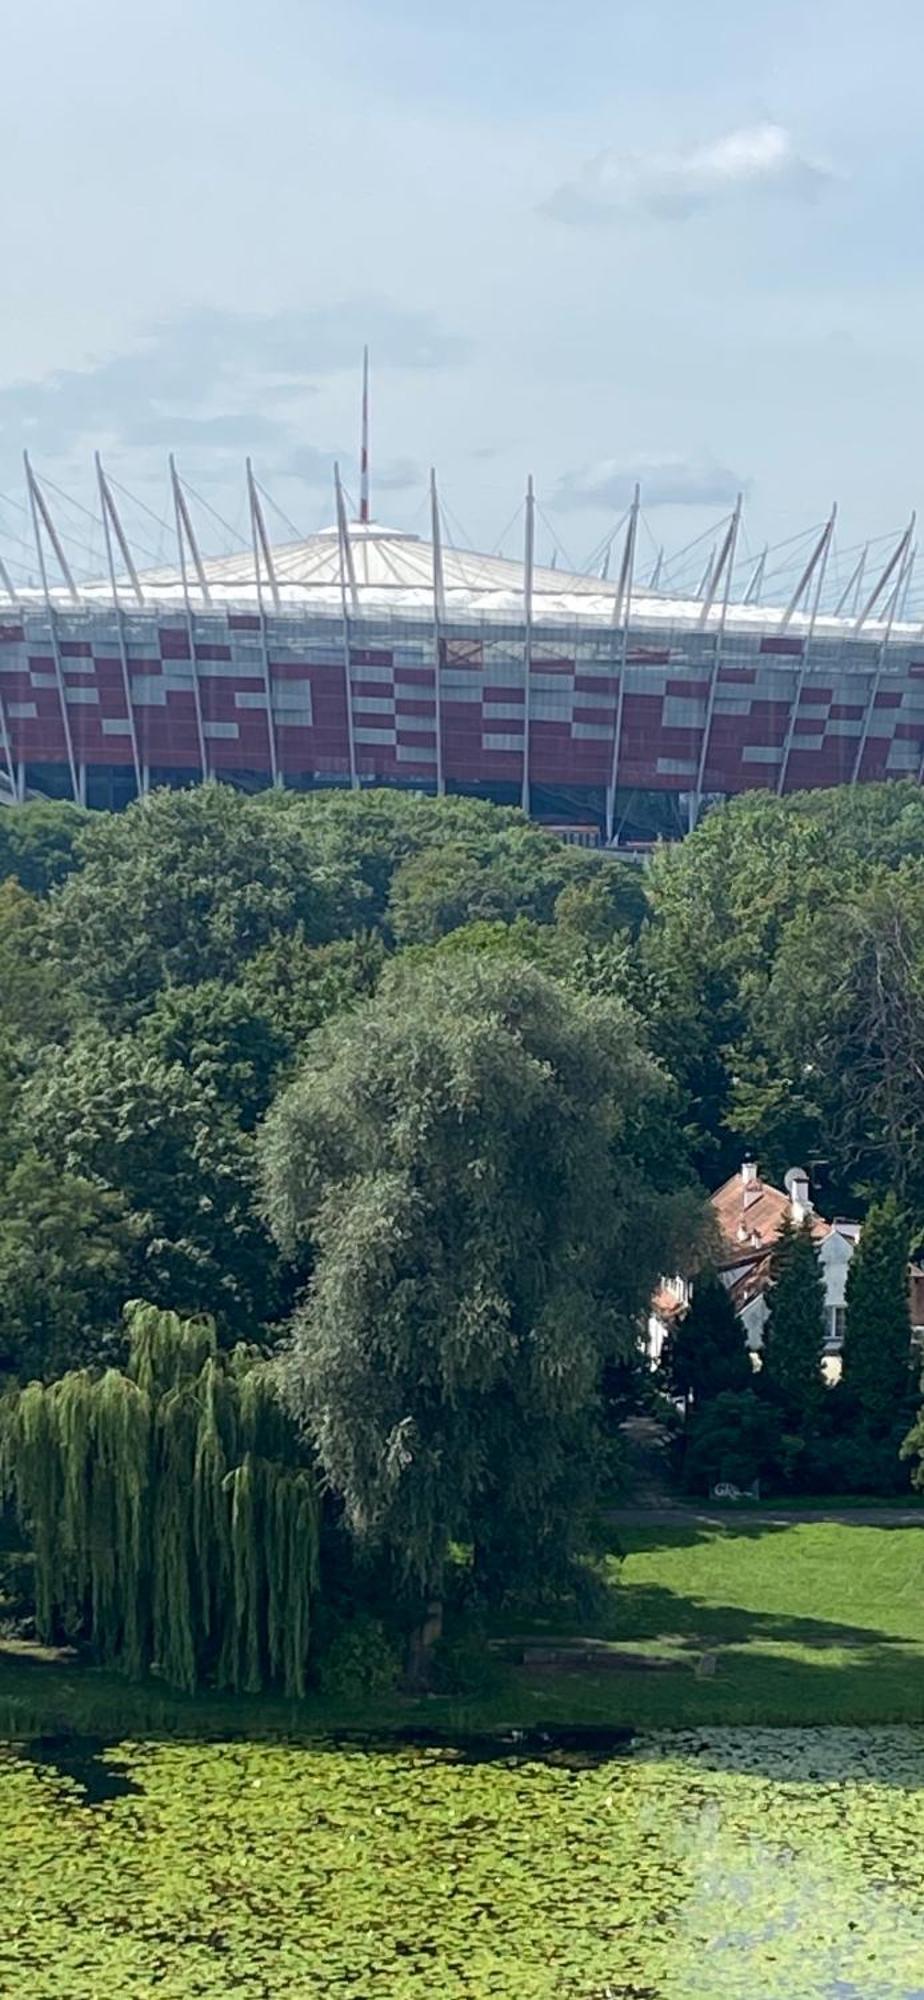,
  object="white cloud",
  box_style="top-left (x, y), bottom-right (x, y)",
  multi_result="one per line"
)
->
top-left (0, 302), bottom-right (468, 467)
top-left (544, 122), bottom-right (833, 225)
top-left (554, 454), bottom-right (747, 511)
